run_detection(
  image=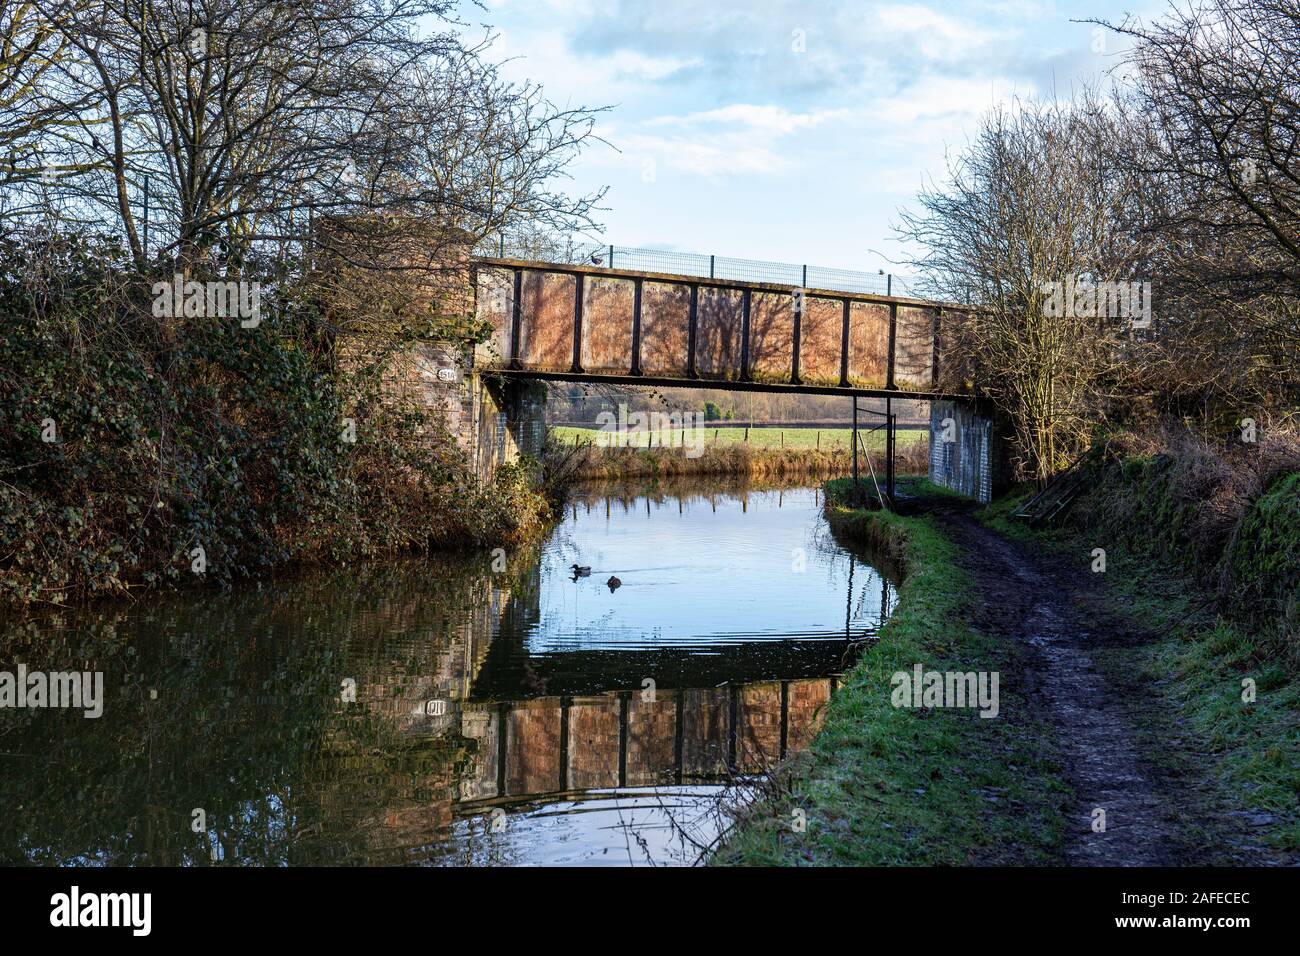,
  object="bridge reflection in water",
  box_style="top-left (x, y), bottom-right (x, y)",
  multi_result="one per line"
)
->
top-left (0, 482), bottom-right (896, 867)
top-left (457, 679), bottom-right (839, 806)
top-left (400, 484), bottom-right (895, 864)
top-left (316, 484), bottom-right (896, 865)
